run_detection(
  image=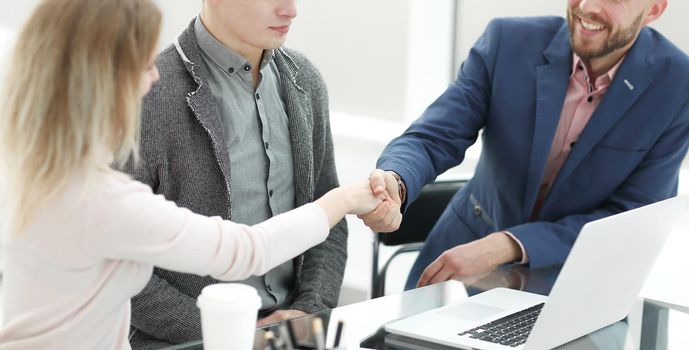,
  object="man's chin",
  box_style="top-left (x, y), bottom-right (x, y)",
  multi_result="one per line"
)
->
top-left (573, 49), bottom-right (602, 61)
top-left (571, 38), bottom-right (606, 60)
